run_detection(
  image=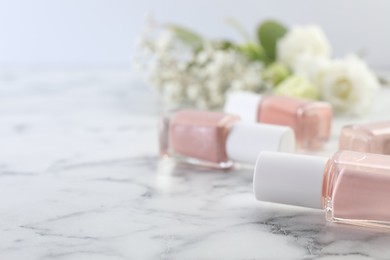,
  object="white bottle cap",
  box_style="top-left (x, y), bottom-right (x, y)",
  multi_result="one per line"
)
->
top-left (253, 152), bottom-right (329, 209)
top-left (224, 91), bottom-right (262, 122)
top-left (226, 122), bottom-right (295, 165)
